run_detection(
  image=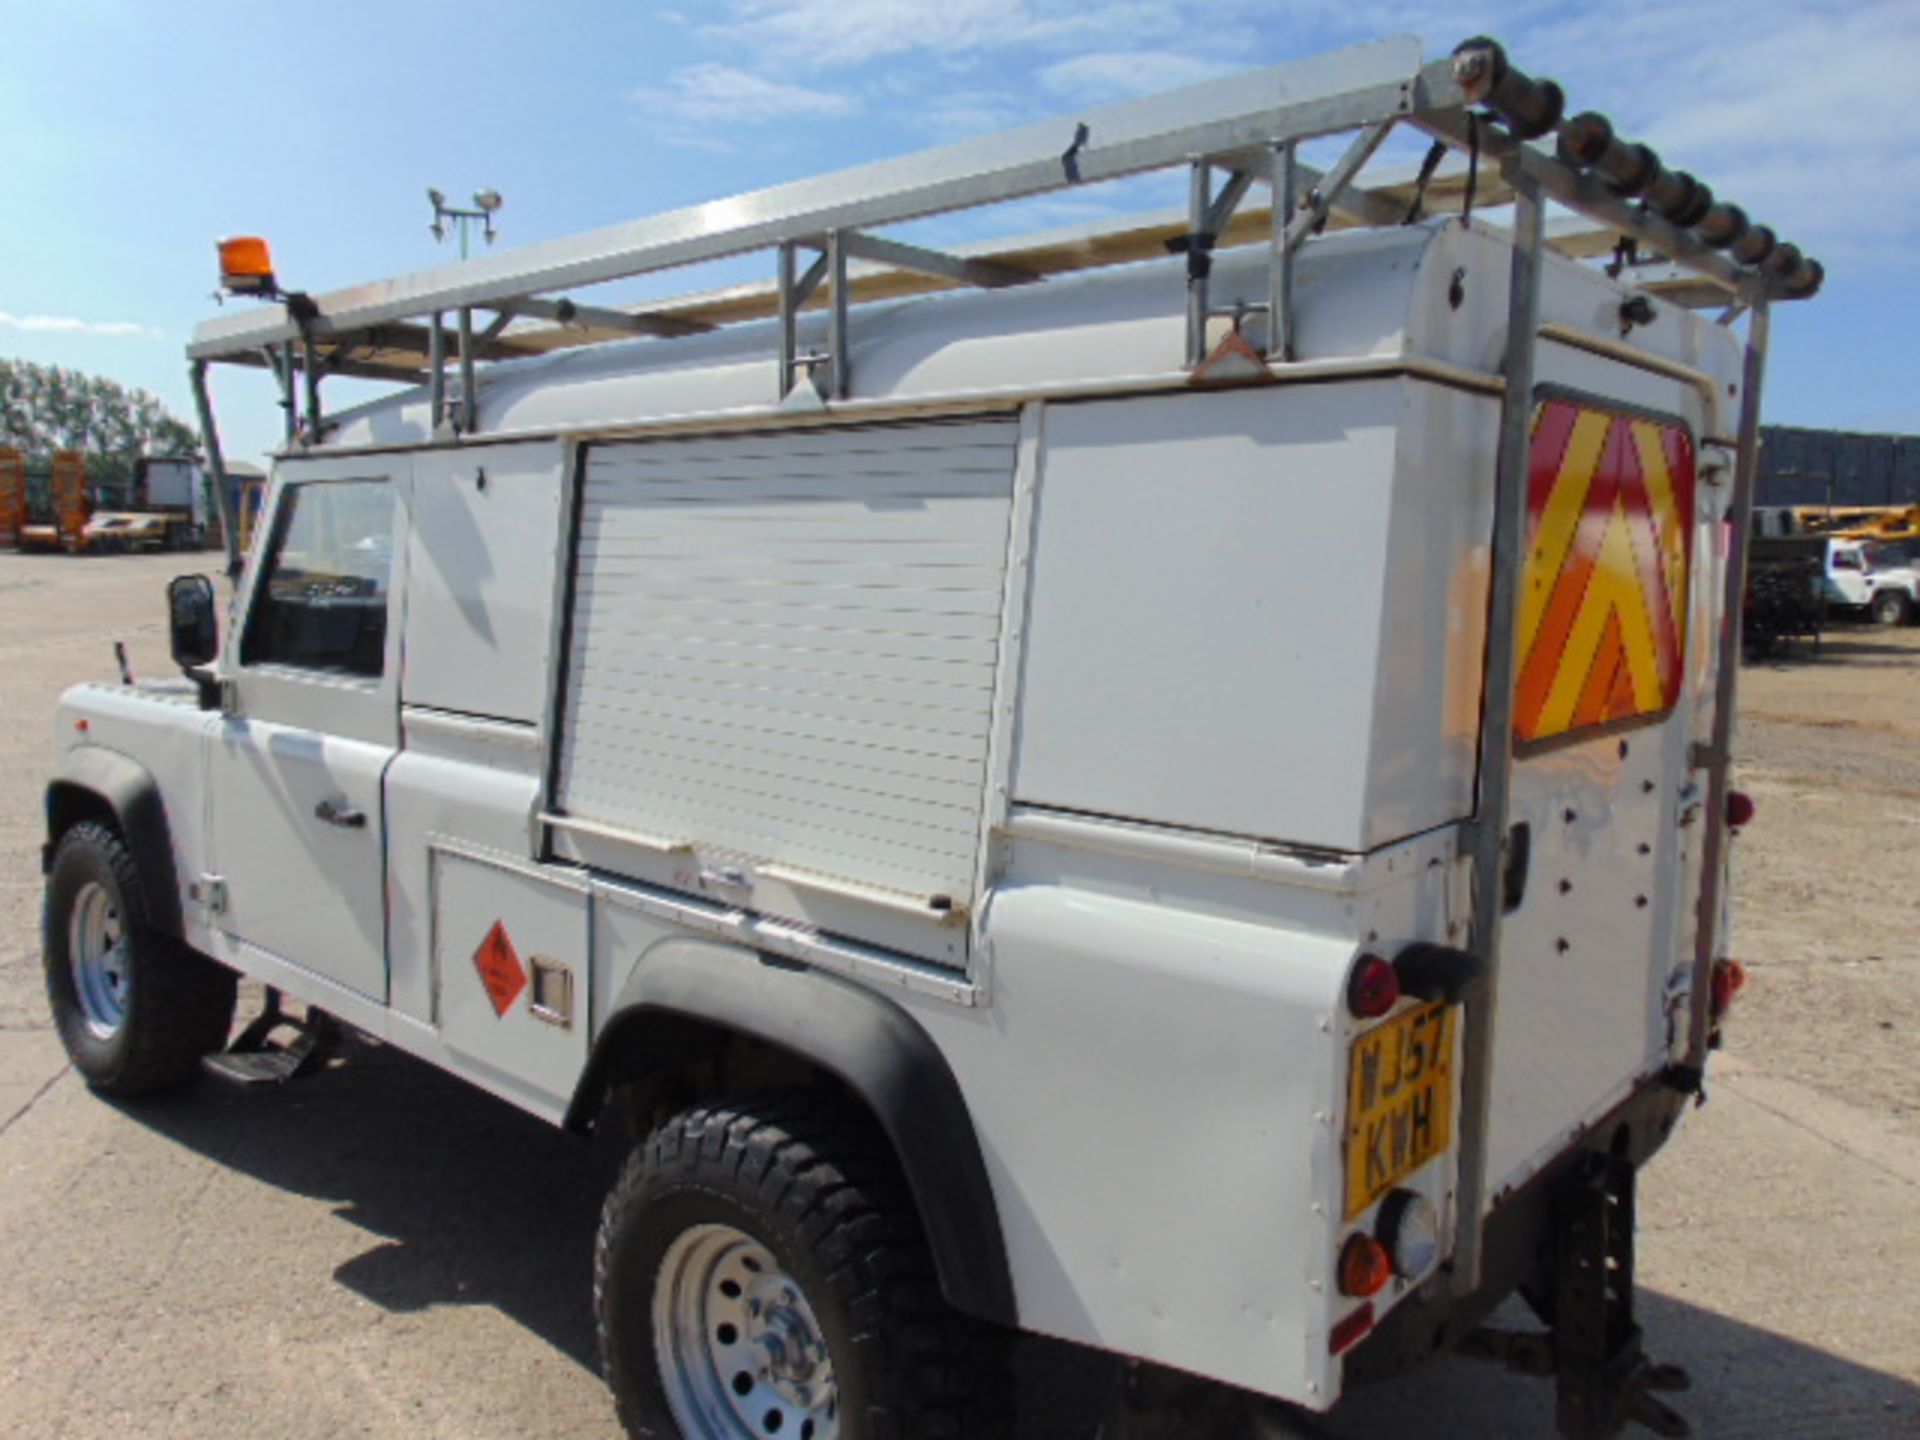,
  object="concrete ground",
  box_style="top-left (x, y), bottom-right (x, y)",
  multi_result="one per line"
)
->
top-left (1, 551), bottom-right (1915, 1438)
